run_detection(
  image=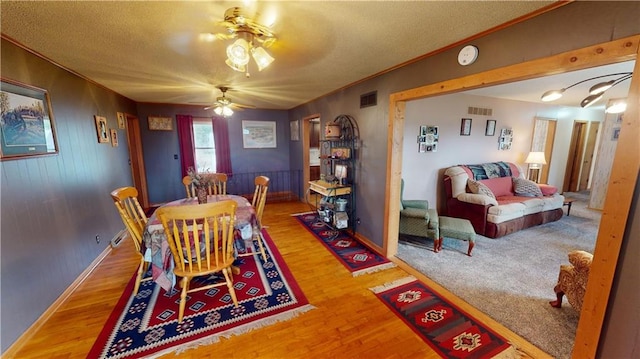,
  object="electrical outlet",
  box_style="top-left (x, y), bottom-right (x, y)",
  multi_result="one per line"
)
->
top-left (356, 218), bottom-right (361, 225)
top-left (95, 235), bottom-right (100, 244)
